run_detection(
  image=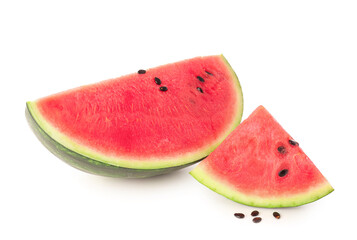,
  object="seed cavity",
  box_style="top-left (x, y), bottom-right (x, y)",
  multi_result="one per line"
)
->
top-left (273, 212), bottom-right (281, 219)
top-left (277, 146), bottom-right (286, 154)
top-left (138, 69), bottom-right (146, 74)
top-left (252, 217), bottom-right (262, 223)
top-left (197, 87), bottom-right (203, 93)
top-left (251, 210), bottom-right (259, 217)
top-left (234, 213), bottom-right (245, 219)
top-left (205, 70), bottom-right (213, 75)
top-left (289, 139), bottom-right (299, 146)
top-left (159, 86), bottom-right (168, 92)
top-left (197, 76), bottom-right (205, 82)
top-left (154, 77), bottom-right (161, 85)
top-left (278, 169), bottom-right (289, 177)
